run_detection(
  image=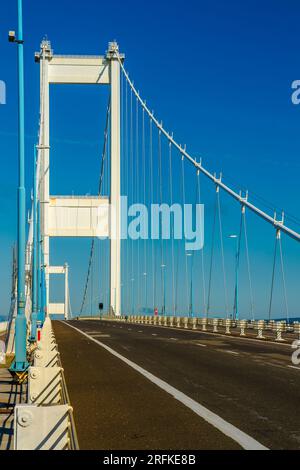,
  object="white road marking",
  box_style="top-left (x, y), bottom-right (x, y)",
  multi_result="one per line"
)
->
top-left (288, 365), bottom-right (300, 371)
top-left (138, 331), bottom-right (143, 333)
top-left (152, 334), bottom-right (157, 337)
top-left (196, 343), bottom-right (207, 348)
top-left (63, 322), bottom-right (268, 451)
top-left (92, 334), bottom-right (111, 338)
top-left (170, 338), bottom-right (178, 341)
top-left (225, 351), bottom-right (240, 356)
